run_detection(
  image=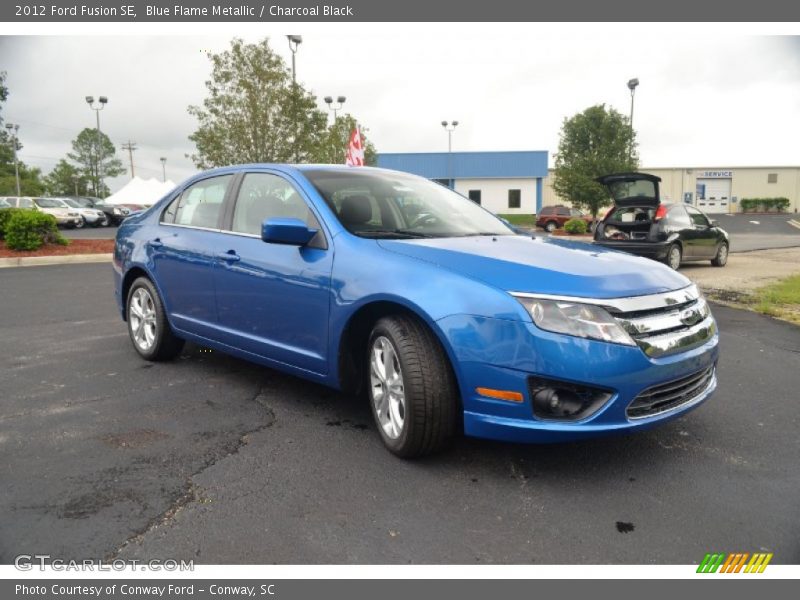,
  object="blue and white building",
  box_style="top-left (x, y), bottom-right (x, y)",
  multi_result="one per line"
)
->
top-left (376, 151), bottom-right (549, 215)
